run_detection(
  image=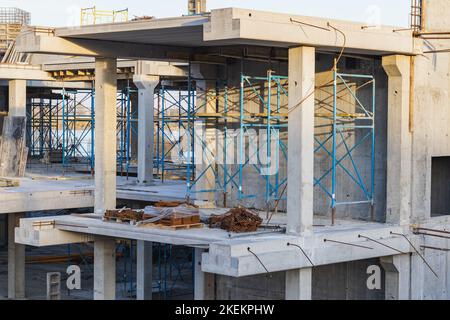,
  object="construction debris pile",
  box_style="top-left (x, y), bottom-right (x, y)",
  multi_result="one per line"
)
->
top-left (208, 208), bottom-right (263, 233)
